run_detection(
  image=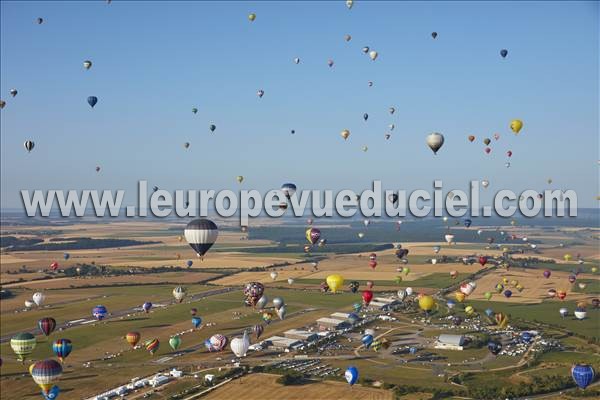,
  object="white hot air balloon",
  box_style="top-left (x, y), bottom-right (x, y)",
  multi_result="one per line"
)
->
top-left (574, 309), bottom-right (587, 320)
top-left (346, 0), bottom-right (353, 9)
top-left (397, 289), bottom-right (407, 301)
top-left (426, 132), bottom-right (445, 154)
top-left (369, 50), bottom-right (378, 61)
top-left (32, 292), bottom-right (45, 306)
top-left (184, 219), bottom-right (218, 259)
top-left (559, 308), bottom-right (568, 317)
top-left (276, 305), bottom-right (287, 320)
top-left (358, 232), bottom-right (365, 239)
top-left (405, 287), bottom-right (413, 296)
top-left (431, 259), bottom-right (437, 265)
top-left (172, 286), bottom-right (187, 303)
top-left (482, 180), bottom-right (490, 188)
top-left (272, 297), bottom-right (285, 310)
top-left (363, 219), bottom-right (370, 227)
top-left (256, 295), bottom-right (268, 310)
top-left (444, 234), bottom-right (455, 244)
top-left (230, 331), bottom-right (250, 357)
top-left (287, 278), bottom-right (295, 285)
top-left (270, 271), bottom-right (278, 280)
